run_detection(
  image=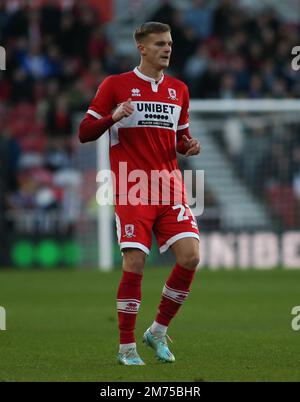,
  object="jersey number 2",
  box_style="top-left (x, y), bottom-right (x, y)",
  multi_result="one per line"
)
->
top-left (172, 204), bottom-right (190, 222)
